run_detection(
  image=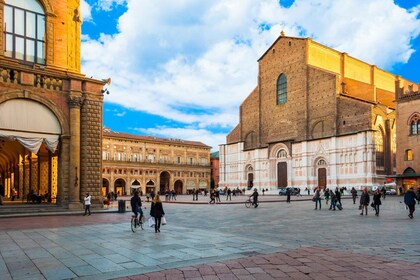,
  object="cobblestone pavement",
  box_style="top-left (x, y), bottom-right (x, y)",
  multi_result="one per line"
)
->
top-left (0, 196), bottom-right (419, 279)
